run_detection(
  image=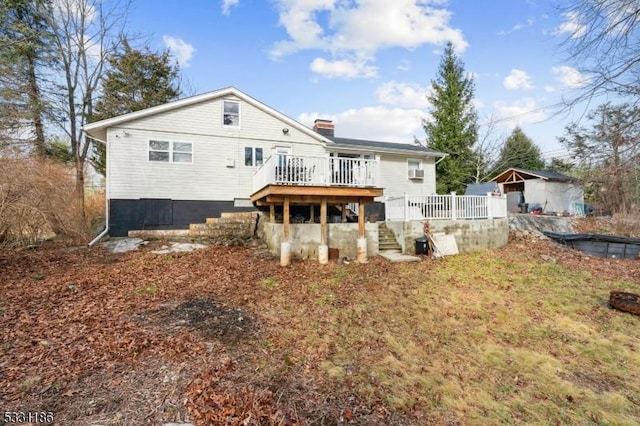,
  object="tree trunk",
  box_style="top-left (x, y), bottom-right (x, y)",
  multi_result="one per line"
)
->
top-left (26, 52), bottom-right (46, 159)
top-left (75, 159), bottom-right (85, 220)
